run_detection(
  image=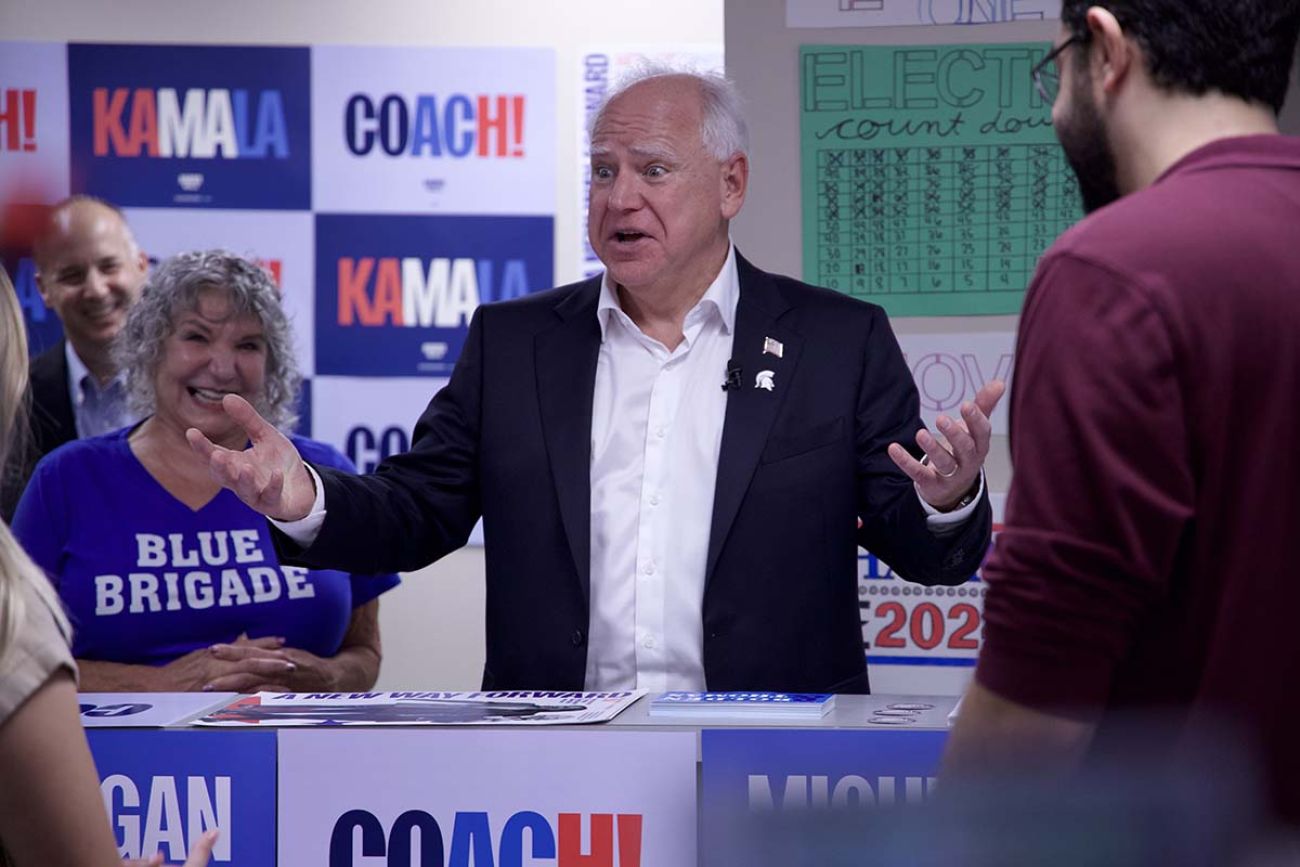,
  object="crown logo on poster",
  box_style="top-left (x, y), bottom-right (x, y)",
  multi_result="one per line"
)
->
top-left (177, 173), bottom-right (205, 192)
